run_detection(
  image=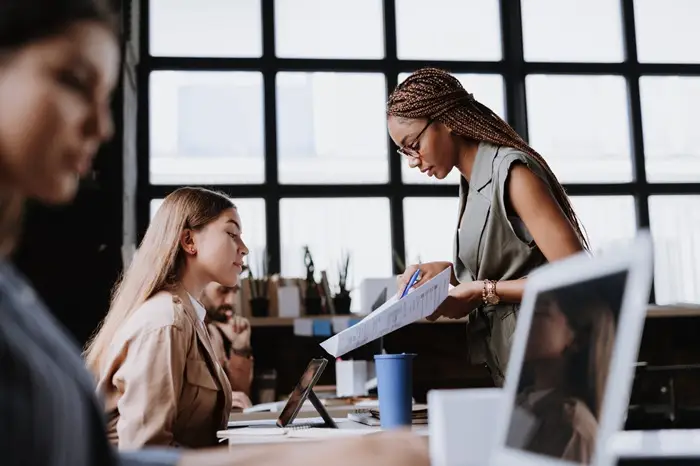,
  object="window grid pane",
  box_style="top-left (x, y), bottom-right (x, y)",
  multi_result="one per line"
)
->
top-left (525, 74), bottom-right (632, 183)
top-left (150, 0), bottom-right (262, 58)
top-left (274, 0), bottom-right (384, 59)
top-left (277, 72), bottom-right (388, 184)
top-left (634, 0), bottom-right (700, 64)
top-left (396, 0), bottom-right (502, 61)
top-left (280, 198), bottom-right (392, 312)
top-left (149, 71), bottom-right (265, 185)
top-left (570, 196), bottom-right (637, 254)
top-left (640, 76), bottom-right (700, 183)
top-left (403, 197), bottom-right (460, 265)
top-left (649, 196), bottom-right (700, 305)
top-left (521, 0), bottom-right (624, 63)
